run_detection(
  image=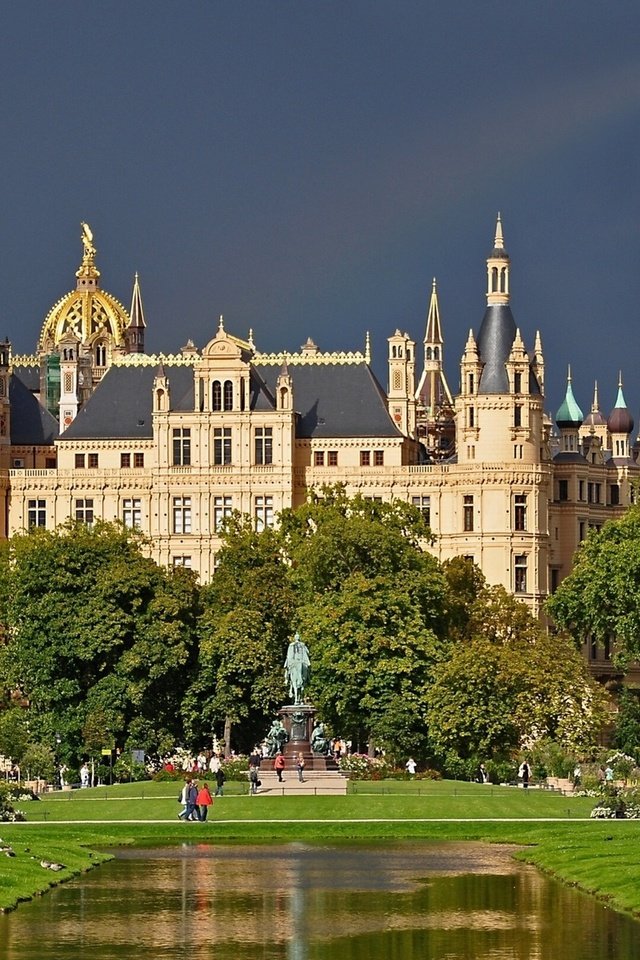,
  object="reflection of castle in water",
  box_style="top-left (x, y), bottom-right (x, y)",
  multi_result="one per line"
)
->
top-left (39, 843), bottom-right (640, 960)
